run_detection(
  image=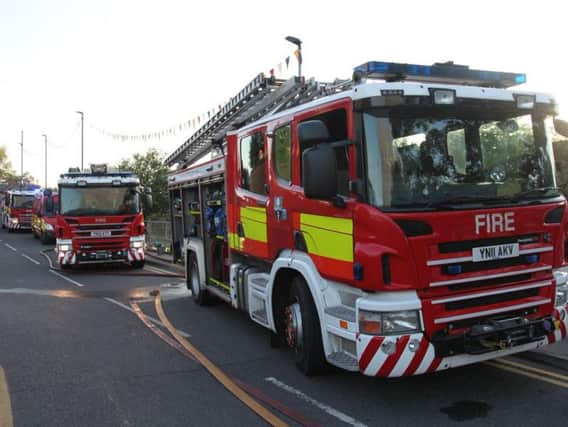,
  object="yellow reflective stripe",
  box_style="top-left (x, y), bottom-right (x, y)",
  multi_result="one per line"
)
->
top-left (241, 218), bottom-right (268, 243)
top-left (228, 232), bottom-right (244, 250)
top-left (241, 206), bottom-right (267, 223)
top-left (240, 206), bottom-right (267, 243)
top-left (301, 224), bottom-right (353, 262)
top-left (299, 213), bottom-right (353, 262)
top-left (208, 277), bottom-right (230, 290)
top-left (300, 213), bottom-right (353, 235)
